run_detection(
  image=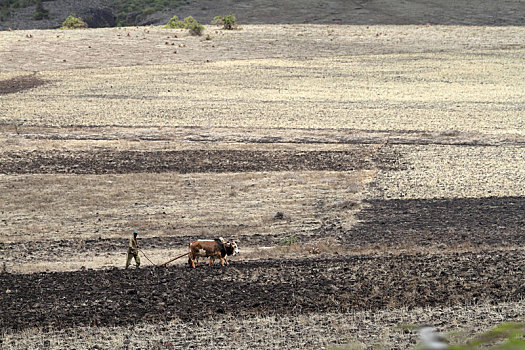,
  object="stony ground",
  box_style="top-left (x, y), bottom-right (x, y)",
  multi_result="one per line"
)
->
top-left (0, 20), bottom-right (524, 350)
